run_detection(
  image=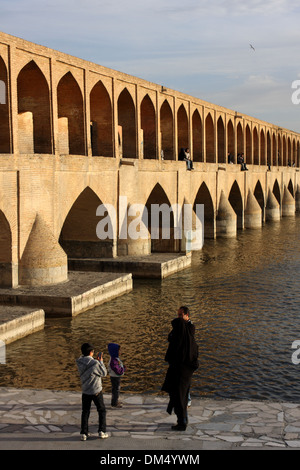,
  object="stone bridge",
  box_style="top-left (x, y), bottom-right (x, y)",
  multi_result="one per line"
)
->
top-left (0, 31), bottom-right (299, 289)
